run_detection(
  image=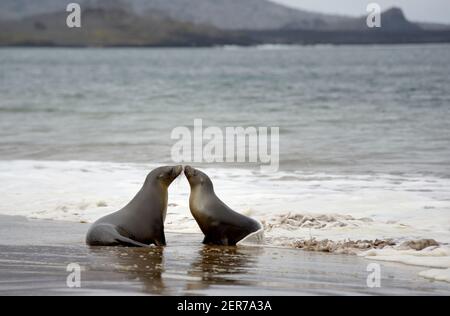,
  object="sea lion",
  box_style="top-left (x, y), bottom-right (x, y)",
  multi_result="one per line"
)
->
top-left (86, 165), bottom-right (183, 247)
top-left (184, 166), bottom-right (262, 246)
